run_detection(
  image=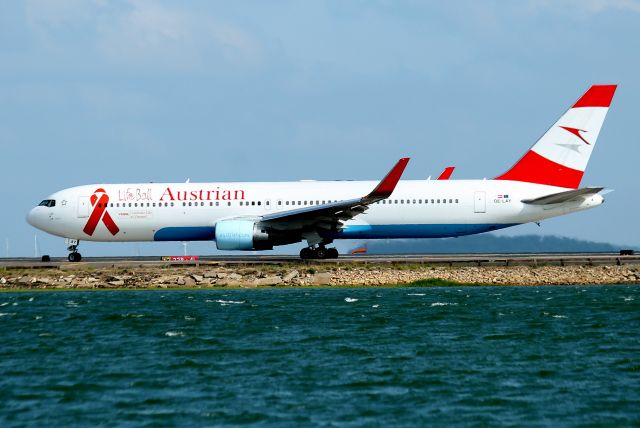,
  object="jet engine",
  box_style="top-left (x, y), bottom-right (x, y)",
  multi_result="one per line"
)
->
top-left (214, 219), bottom-right (273, 250)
